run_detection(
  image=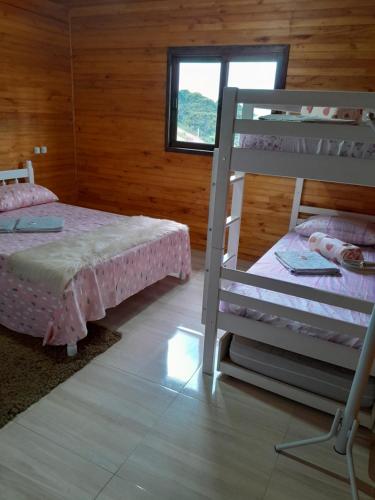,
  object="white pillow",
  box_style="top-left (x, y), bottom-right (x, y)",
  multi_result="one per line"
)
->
top-left (295, 215), bottom-right (375, 246)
